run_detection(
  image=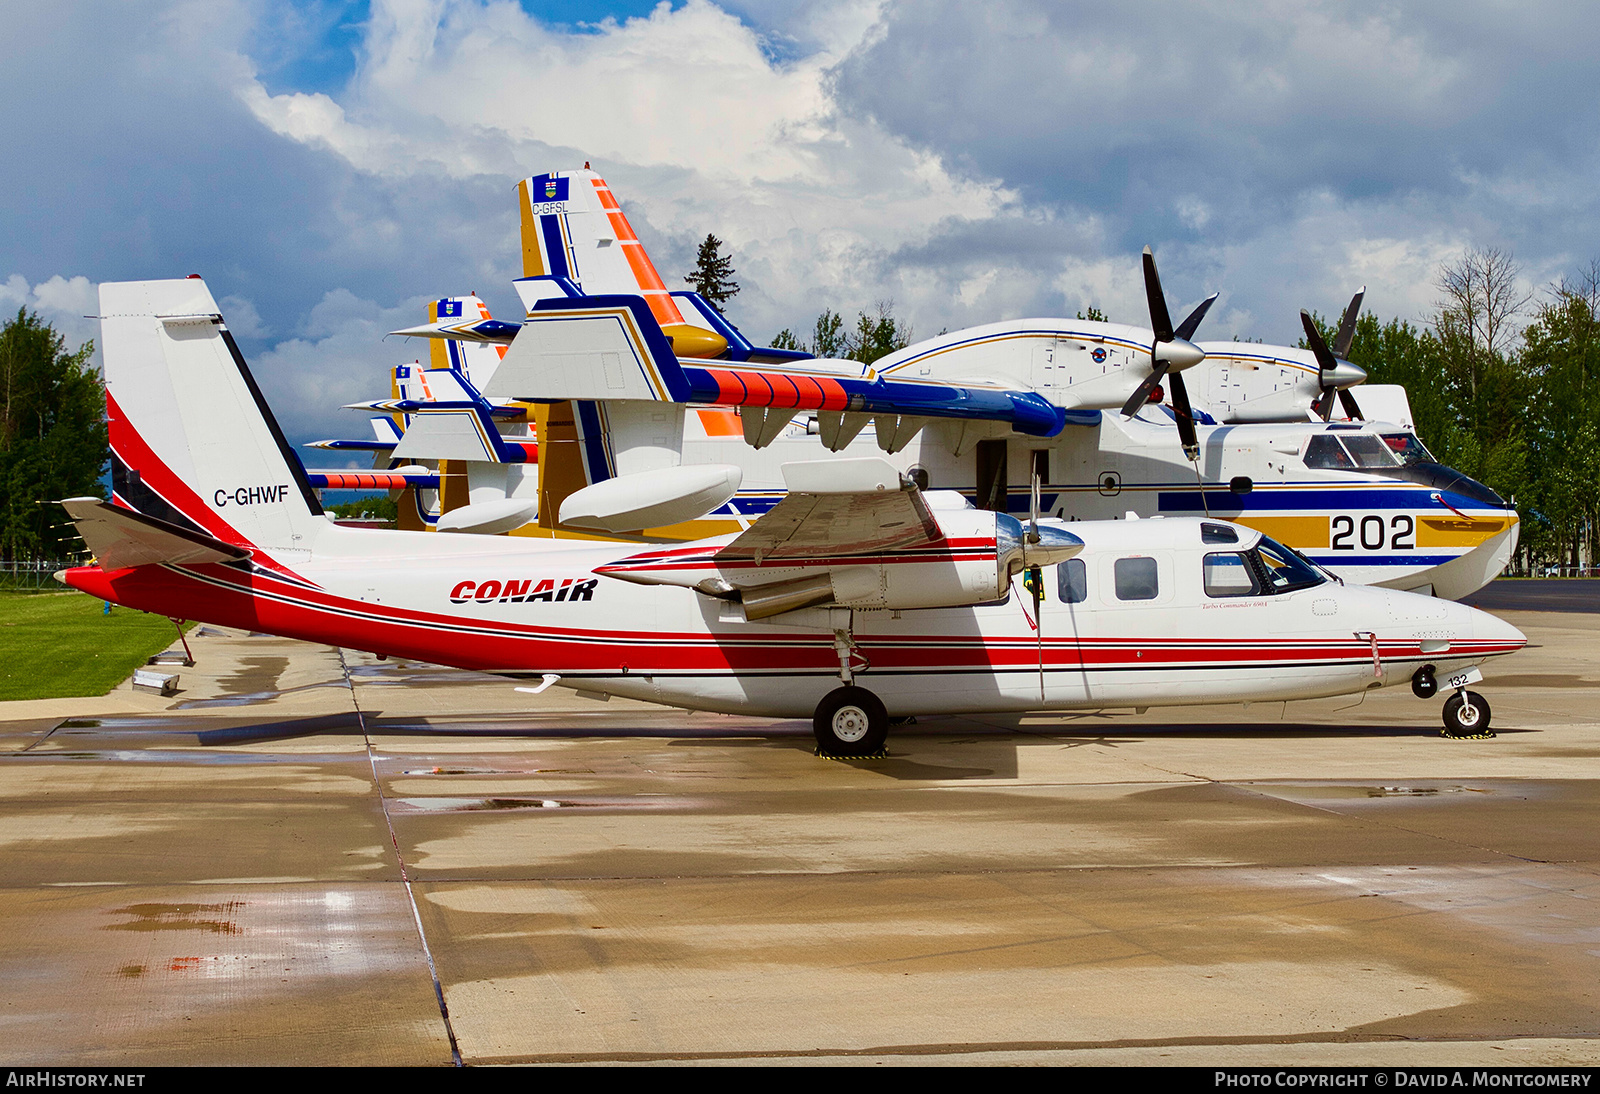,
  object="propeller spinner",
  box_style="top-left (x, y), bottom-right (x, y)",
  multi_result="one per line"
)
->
top-left (1120, 247), bottom-right (1217, 462)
